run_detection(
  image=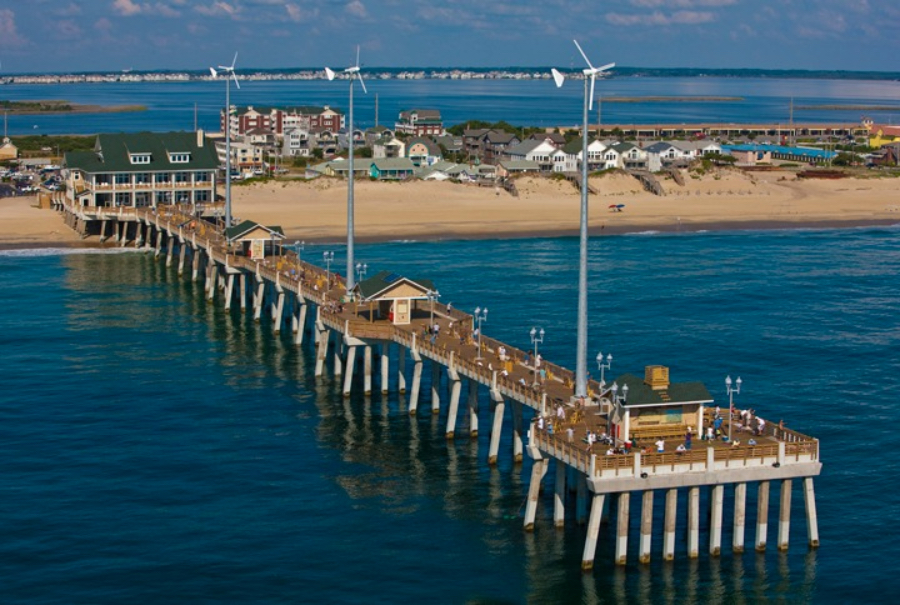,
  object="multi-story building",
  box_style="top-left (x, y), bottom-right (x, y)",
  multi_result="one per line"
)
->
top-left (395, 109), bottom-right (443, 136)
top-left (64, 131), bottom-right (218, 209)
top-left (222, 106), bottom-right (345, 137)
